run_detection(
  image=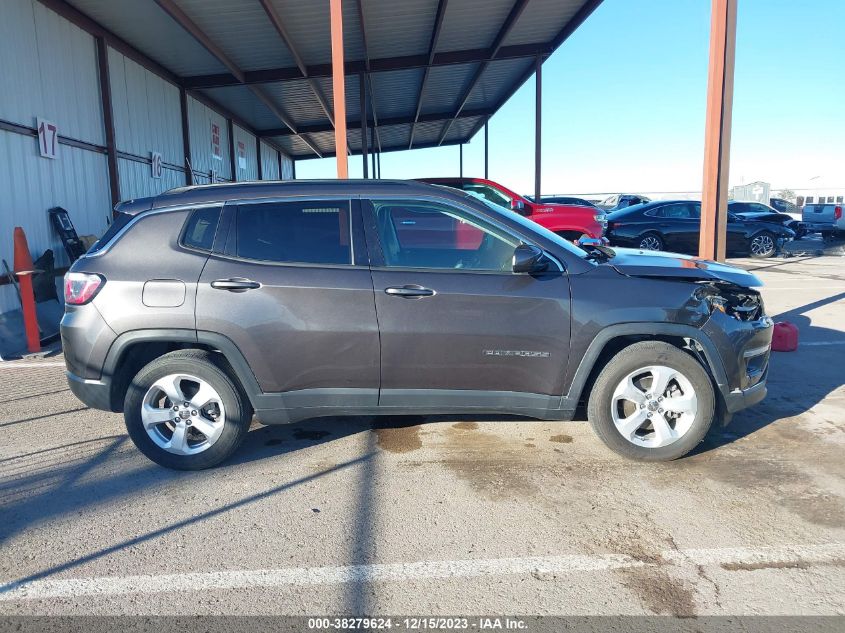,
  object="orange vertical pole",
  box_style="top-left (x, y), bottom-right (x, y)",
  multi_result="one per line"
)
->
top-left (13, 227), bottom-right (40, 353)
top-left (330, 0), bottom-right (348, 178)
top-left (699, 0), bottom-right (737, 261)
